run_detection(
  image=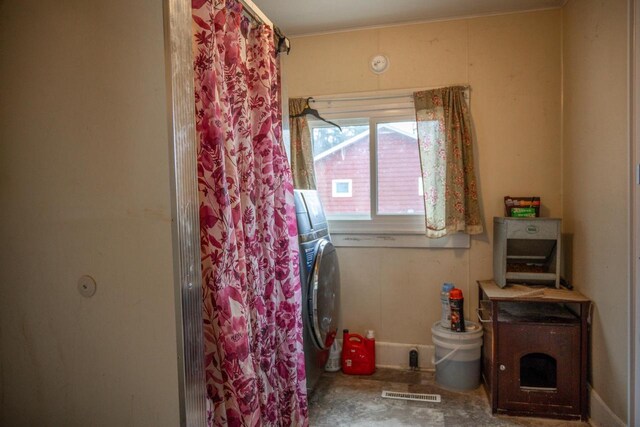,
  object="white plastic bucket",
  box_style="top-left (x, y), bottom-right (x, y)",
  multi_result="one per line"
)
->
top-left (431, 320), bottom-right (483, 391)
